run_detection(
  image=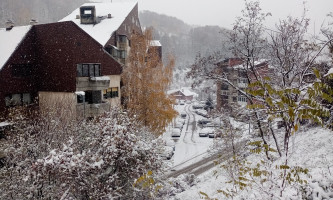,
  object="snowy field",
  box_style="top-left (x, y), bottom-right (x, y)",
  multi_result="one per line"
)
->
top-left (173, 127), bottom-right (333, 200)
